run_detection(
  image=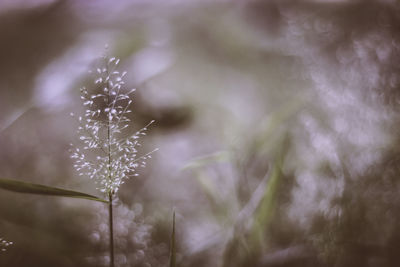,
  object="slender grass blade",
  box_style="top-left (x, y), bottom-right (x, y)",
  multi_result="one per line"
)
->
top-left (169, 211), bottom-right (176, 267)
top-left (0, 178), bottom-right (108, 203)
